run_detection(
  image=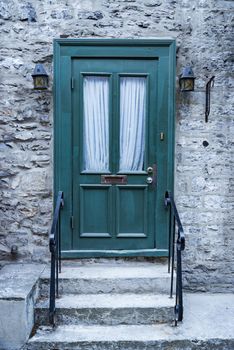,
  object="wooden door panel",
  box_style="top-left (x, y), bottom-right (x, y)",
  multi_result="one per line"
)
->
top-left (80, 185), bottom-right (112, 238)
top-left (116, 185), bottom-right (147, 238)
